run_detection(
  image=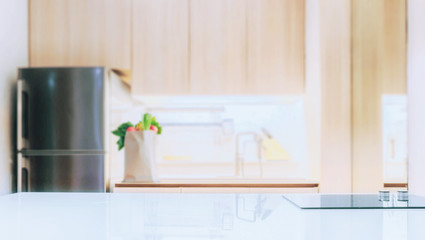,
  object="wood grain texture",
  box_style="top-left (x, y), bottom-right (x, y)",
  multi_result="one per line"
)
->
top-left (352, 0), bottom-right (406, 193)
top-left (29, 0), bottom-right (69, 66)
top-left (319, 0), bottom-right (352, 193)
top-left (246, 0), bottom-right (305, 94)
top-left (383, 183), bottom-right (407, 188)
top-left (381, 0), bottom-right (406, 94)
top-left (189, 0), bottom-right (247, 95)
top-left (104, 0), bottom-right (132, 69)
top-left (132, 0), bottom-right (189, 95)
top-left (29, 0), bottom-right (131, 69)
top-left (352, 0), bottom-right (383, 193)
